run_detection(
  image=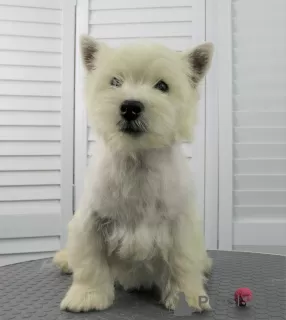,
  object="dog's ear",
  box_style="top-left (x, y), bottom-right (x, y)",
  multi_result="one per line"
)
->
top-left (80, 35), bottom-right (100, 71)
top-left (184, 43), bottom-right (214, 86)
